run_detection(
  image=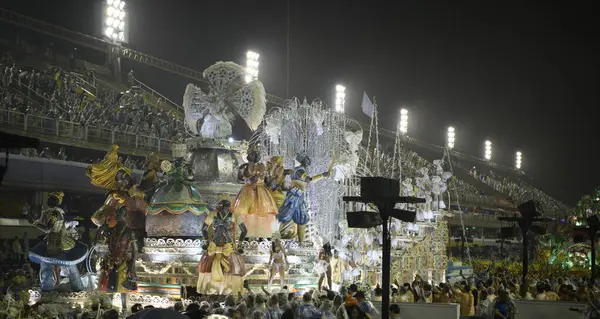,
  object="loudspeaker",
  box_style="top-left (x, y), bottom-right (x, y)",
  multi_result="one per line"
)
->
top-left (588, 215), bottom-right (600, 228)
top-left (346, 211), bottom-right (383, 228)
top-left (530, 224), bottom-right (547, 235)
top-left (500, 227), bottom-right (516, 238)
top-left (360, 177), bottom-right (399, 199)
top-left (518, 200), bottom-right (543, 218)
